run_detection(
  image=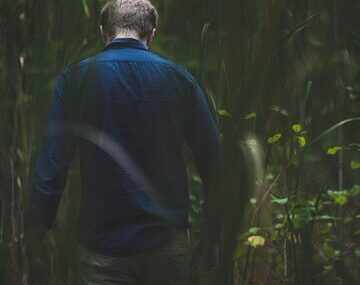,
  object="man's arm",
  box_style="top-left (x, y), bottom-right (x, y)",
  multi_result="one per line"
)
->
top-left (184, 75), bottom-right (222, 247)
top-left (25, 71), bottom-right (77, 259)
